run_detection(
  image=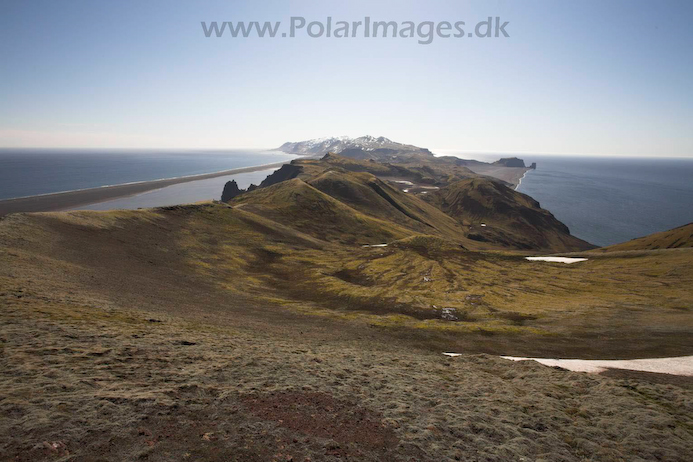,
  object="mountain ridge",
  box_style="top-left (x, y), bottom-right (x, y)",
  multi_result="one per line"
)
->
top-left (278, 136), bottom-right (534, 186)
top-left (223, 153), bottom-right (592, 252)
top-left (278, 135), bottom-right (434, 160)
